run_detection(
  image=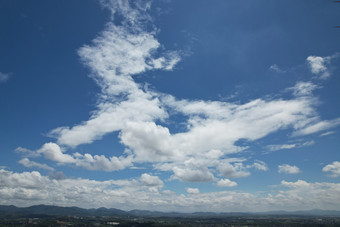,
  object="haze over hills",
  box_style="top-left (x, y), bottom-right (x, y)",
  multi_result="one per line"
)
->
top-left (1, 205), bottom-right (340, 218)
